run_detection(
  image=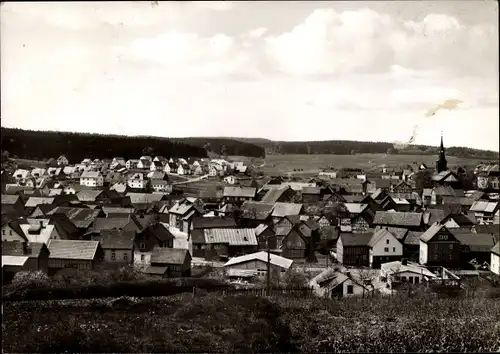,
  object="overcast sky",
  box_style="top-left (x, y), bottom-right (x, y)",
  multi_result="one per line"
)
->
top-left (1, 1), bottom-right (498, 151)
